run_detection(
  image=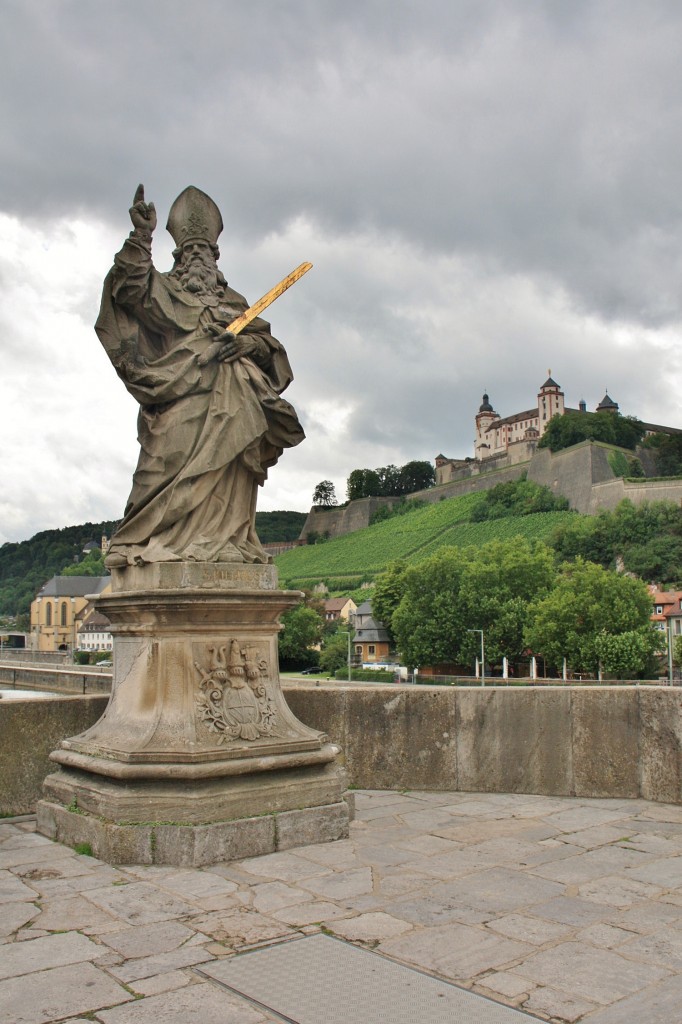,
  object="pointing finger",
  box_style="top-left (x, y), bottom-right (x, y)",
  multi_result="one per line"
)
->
top-left (133, 183), bottom-right (145, 205)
